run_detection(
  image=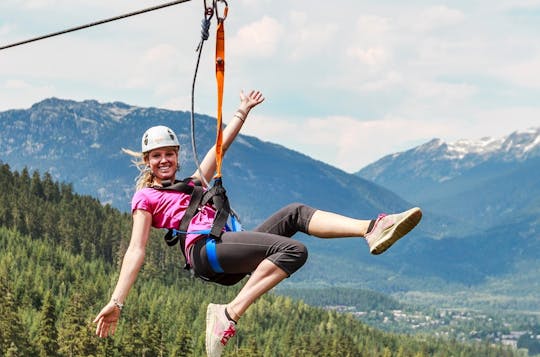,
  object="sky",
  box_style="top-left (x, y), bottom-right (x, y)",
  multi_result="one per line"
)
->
top-left (1, 0), bottom-right (540, 172)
